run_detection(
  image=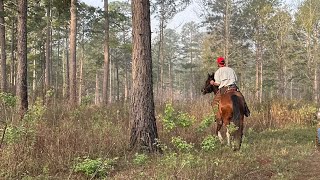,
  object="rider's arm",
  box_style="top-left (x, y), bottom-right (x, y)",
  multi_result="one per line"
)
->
top-left (210, 80), bottom-right (220, 86)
